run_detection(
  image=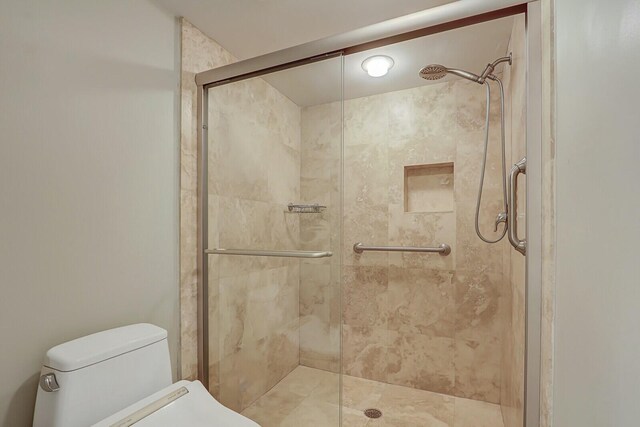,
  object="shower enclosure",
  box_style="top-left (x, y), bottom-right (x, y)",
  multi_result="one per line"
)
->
top-left (190, 2), bottom-right (542, 426)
